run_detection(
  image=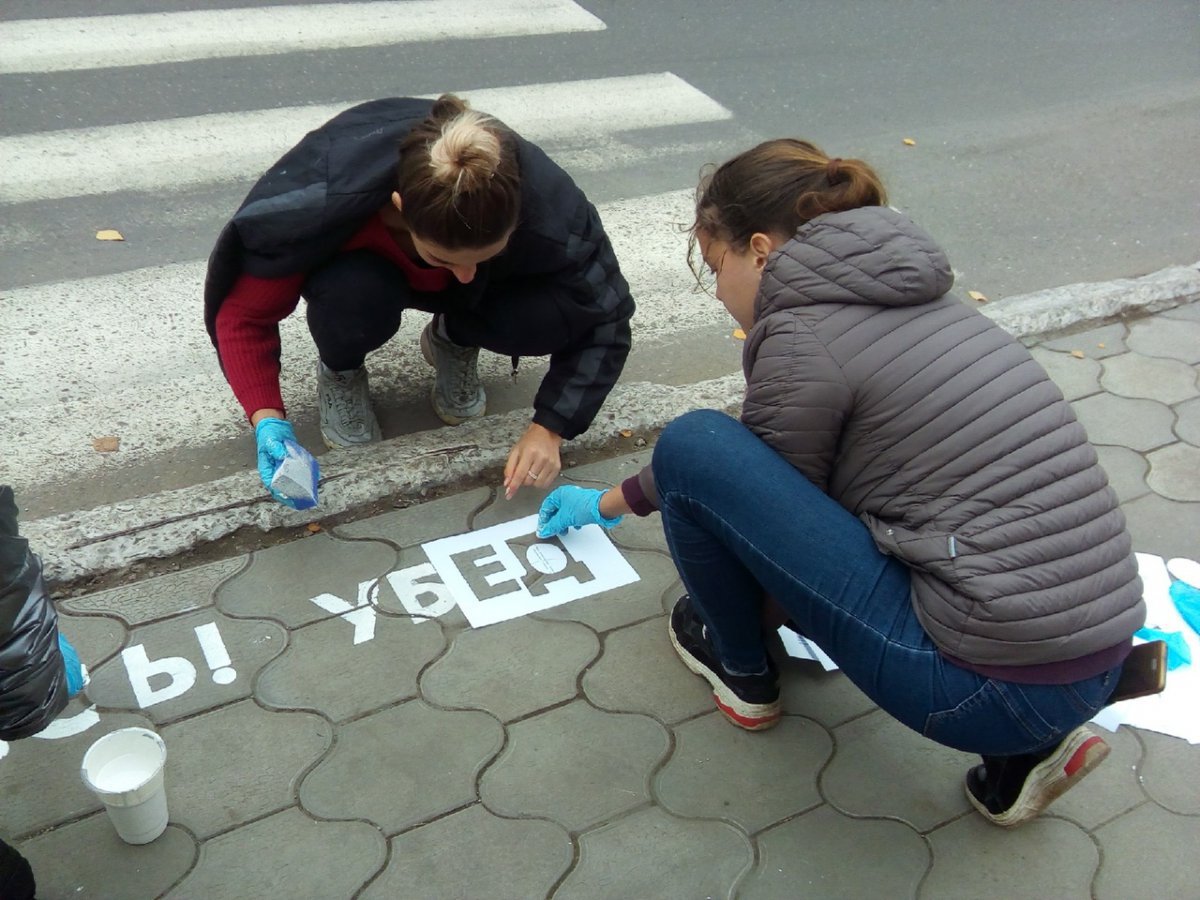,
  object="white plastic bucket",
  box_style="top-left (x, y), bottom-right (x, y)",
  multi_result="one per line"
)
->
top-left (80, 727), bottom-right (169, 845)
